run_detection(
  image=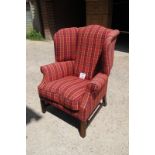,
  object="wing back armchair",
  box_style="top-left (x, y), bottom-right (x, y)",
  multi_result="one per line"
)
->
top-left (38, 25), bottom-right (119, 138)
